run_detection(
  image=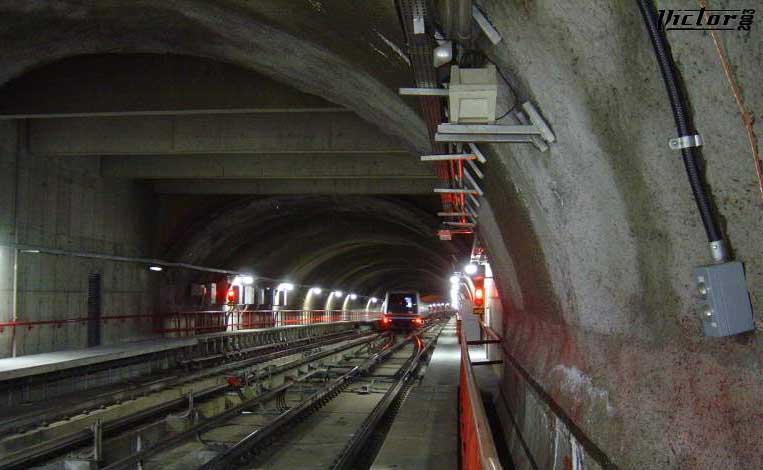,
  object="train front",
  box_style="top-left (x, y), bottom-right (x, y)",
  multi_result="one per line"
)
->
top-left (380, 291), bottom-right (424, 330)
